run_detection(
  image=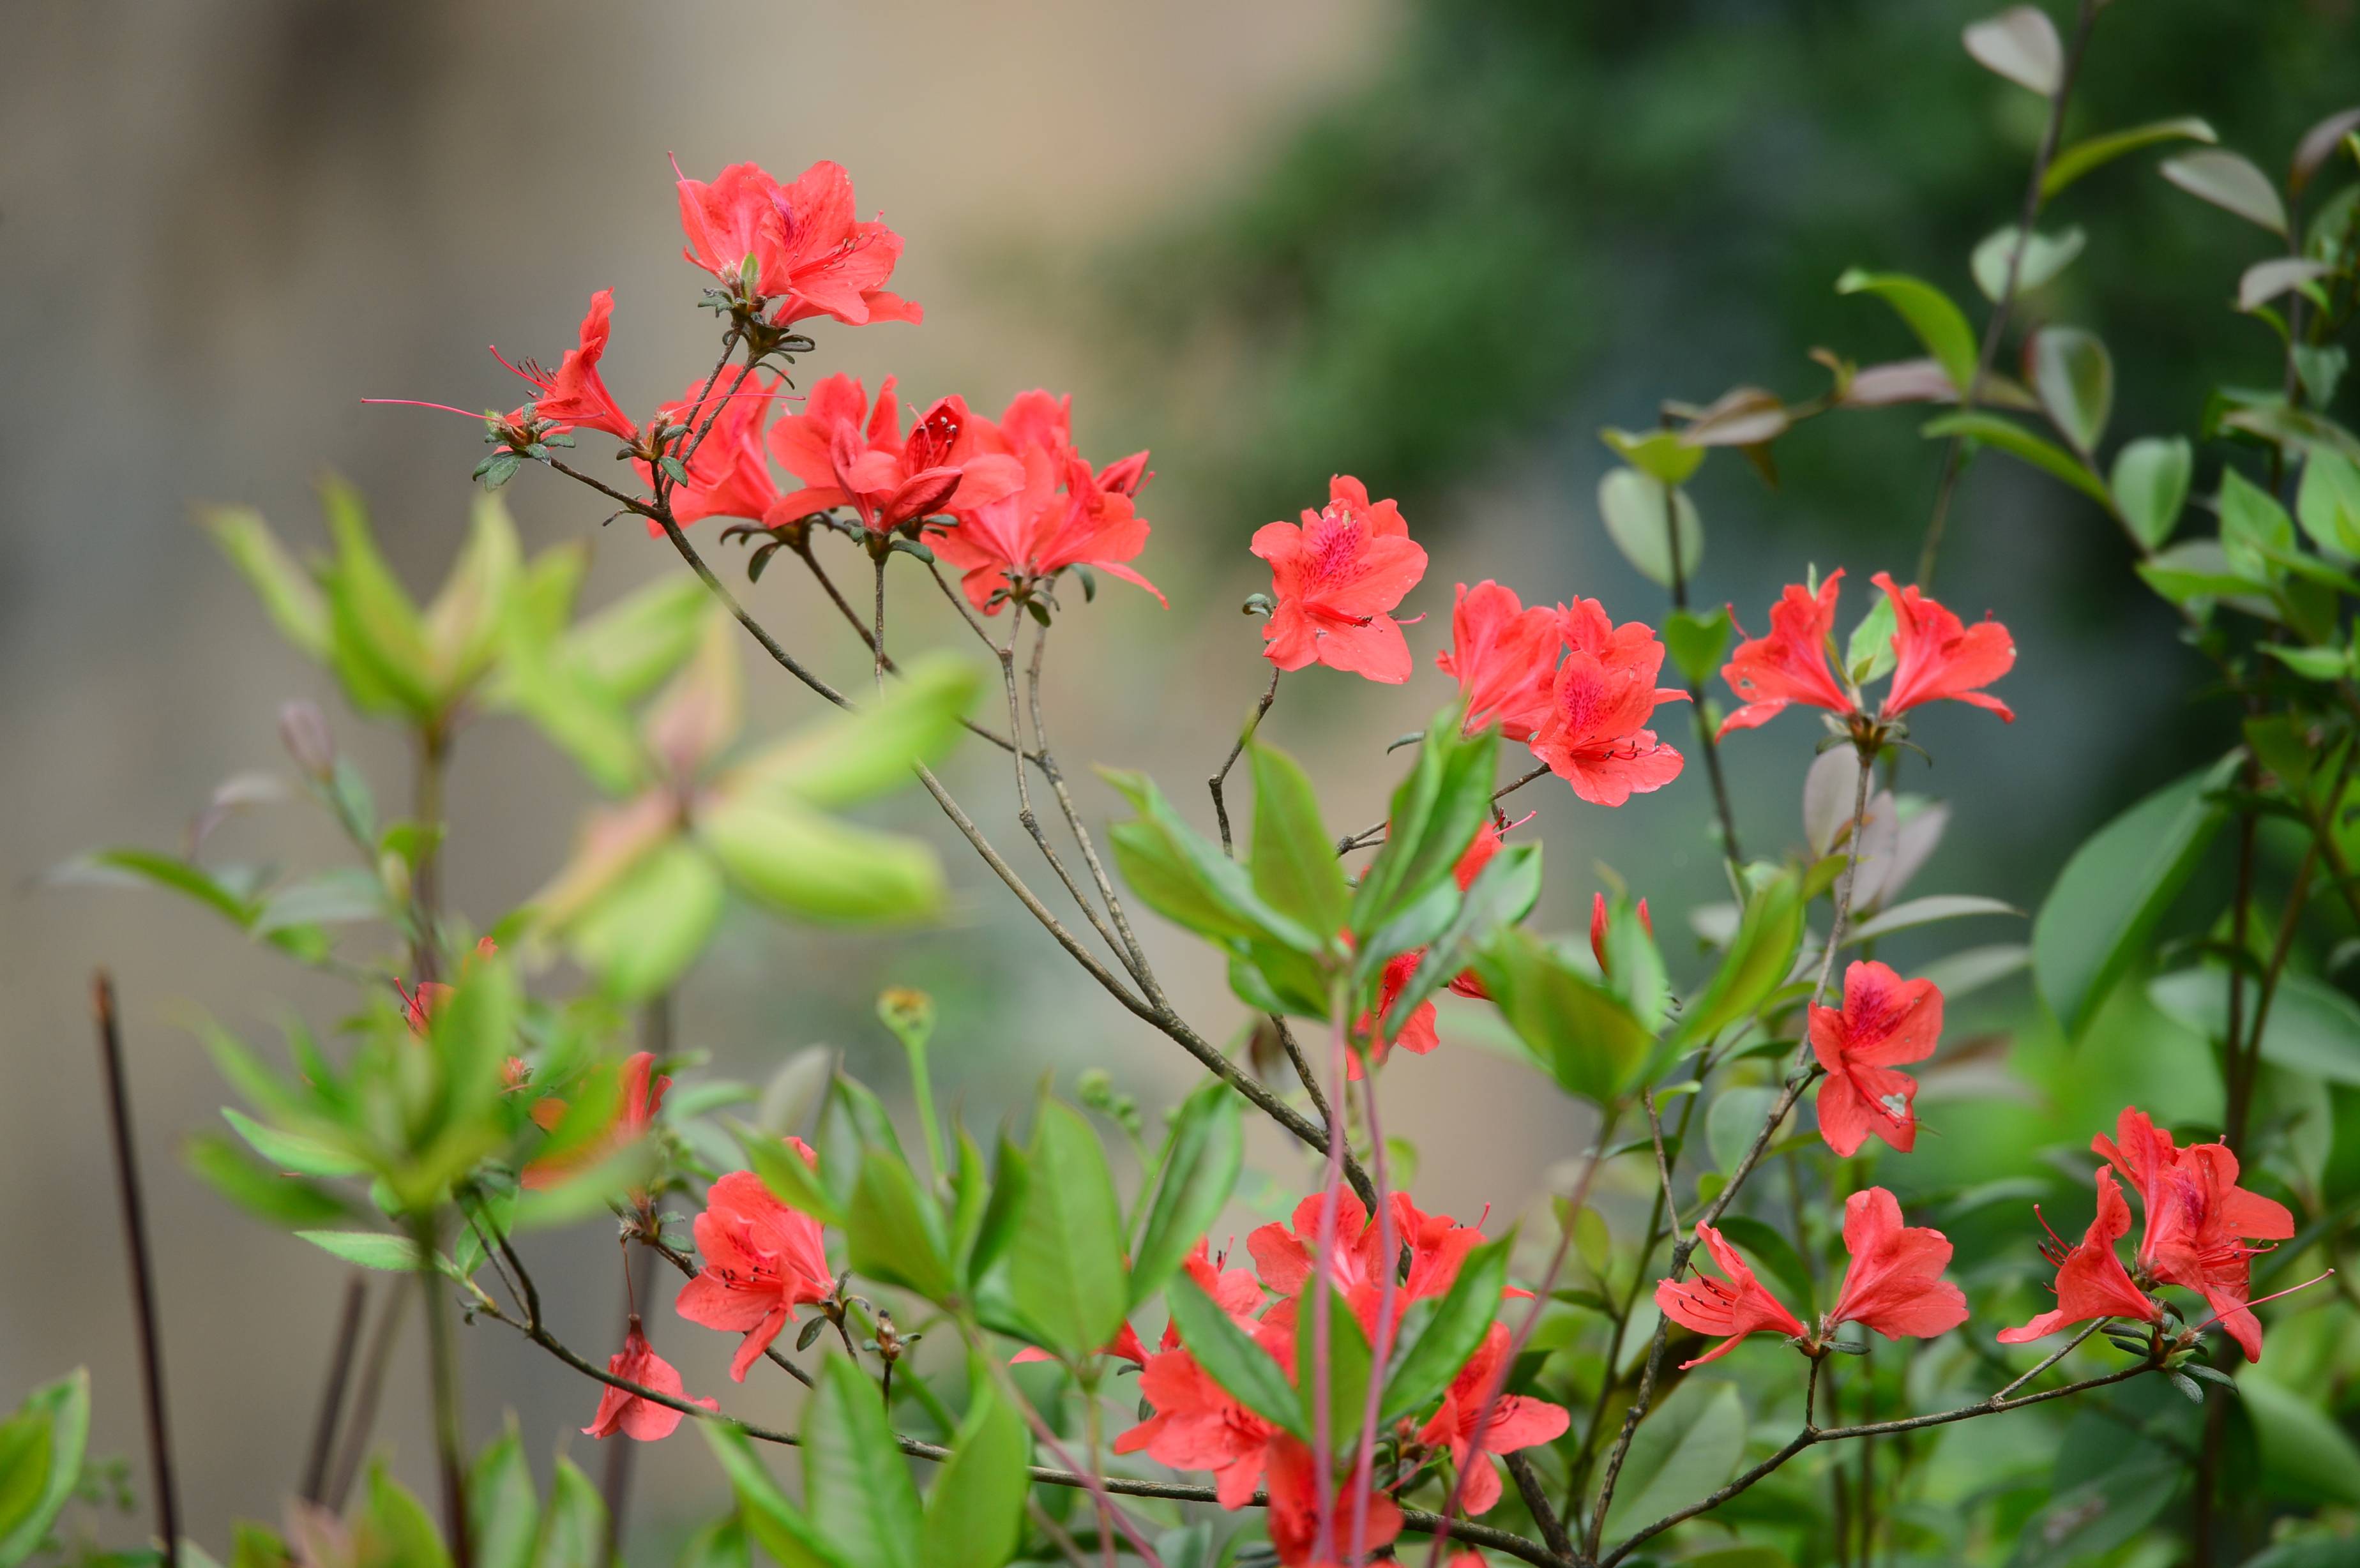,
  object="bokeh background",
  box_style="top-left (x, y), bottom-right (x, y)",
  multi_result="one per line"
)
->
top-left (5, 0), bottom-right (2356, 1555)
